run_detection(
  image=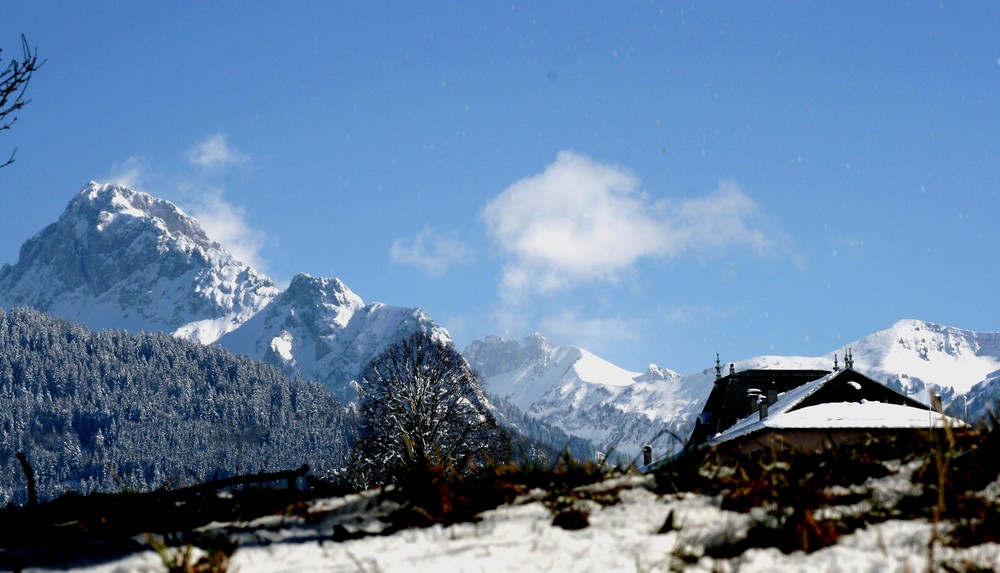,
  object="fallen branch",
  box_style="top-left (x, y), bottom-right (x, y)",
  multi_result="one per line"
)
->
top-left (170, 464), bottom-right (310, 496)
